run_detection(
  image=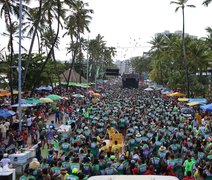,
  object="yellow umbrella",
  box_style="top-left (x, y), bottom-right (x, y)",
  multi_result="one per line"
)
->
top-left (187, 102), bottom-right (200, 106)
top-left (167, 92), bottom-right (186, 97)
top-left (39, 97), bottom-right (54, 103)
top-left (178, 98), bottom-right (189, 102)
top-left (0, 92), bottom-right (10, 97)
